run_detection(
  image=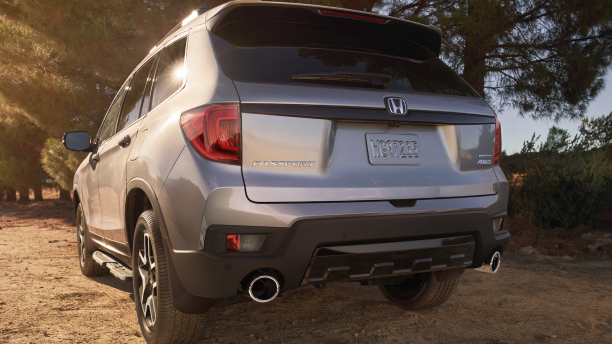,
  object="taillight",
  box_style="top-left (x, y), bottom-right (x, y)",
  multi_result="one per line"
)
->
top-left (494, 118), bottom-right (502, 165)
top-left (180, 103), bottom-right (240, 165)
top-left (318, 10), bottom-right (387, 23)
